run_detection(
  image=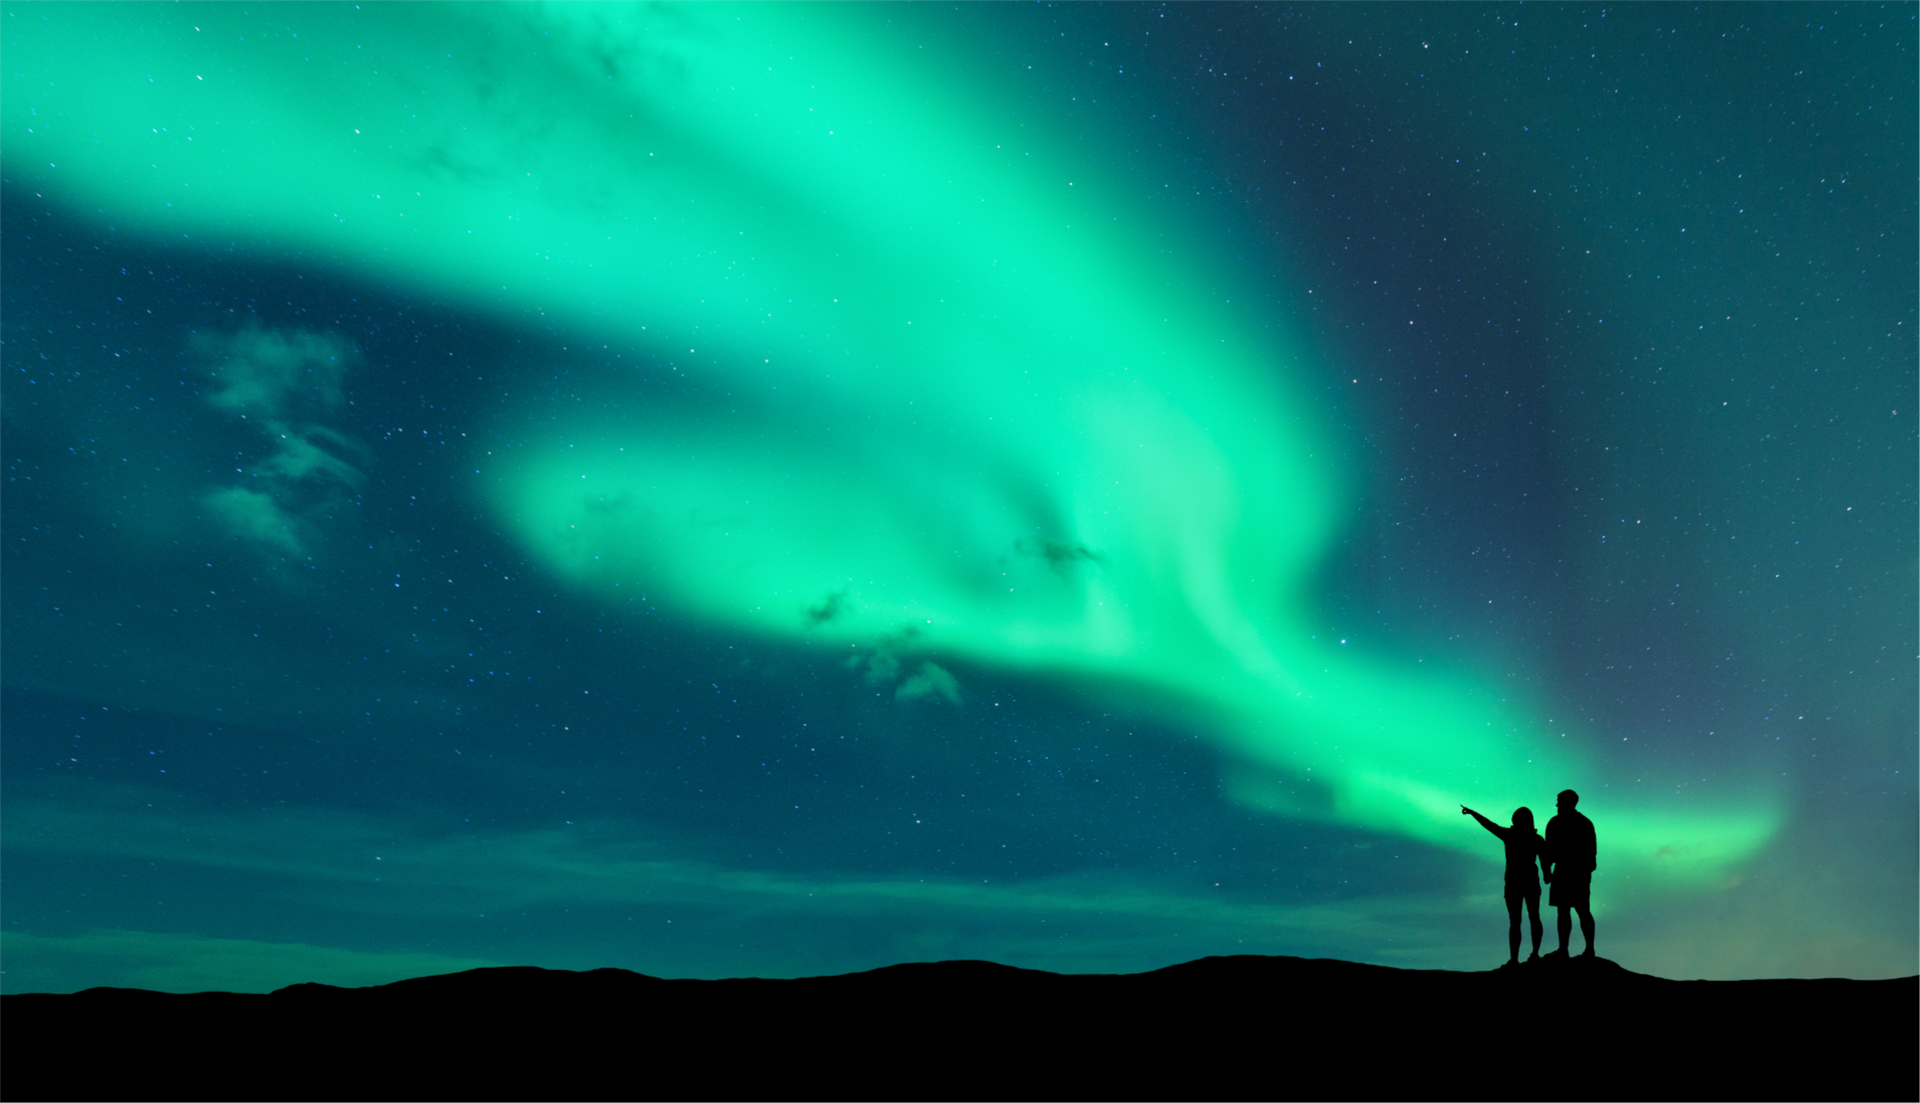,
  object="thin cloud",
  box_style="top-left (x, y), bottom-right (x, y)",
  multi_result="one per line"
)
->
top-left (193, 326), bottom-right (366, 560)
